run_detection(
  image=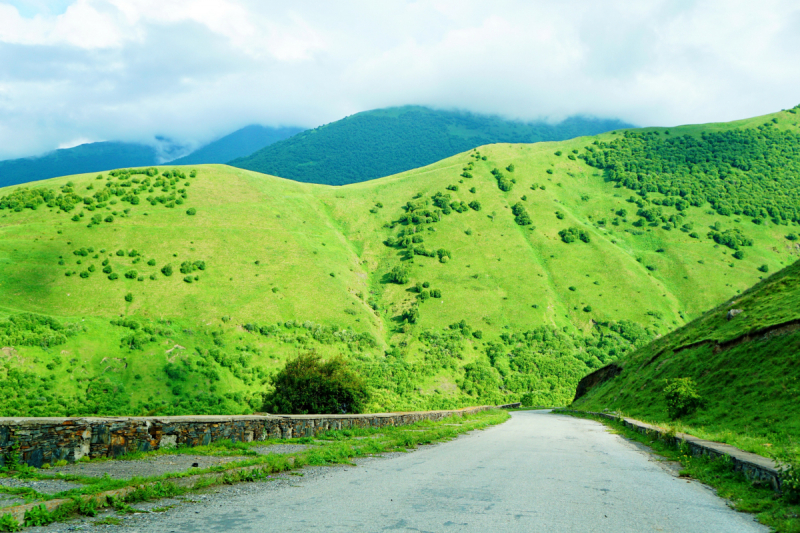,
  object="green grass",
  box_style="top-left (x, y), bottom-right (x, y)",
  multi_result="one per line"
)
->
top-left (1, 107), bottom-right (799, 414)
top-left (573, 259), bottom-right (800, 458)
